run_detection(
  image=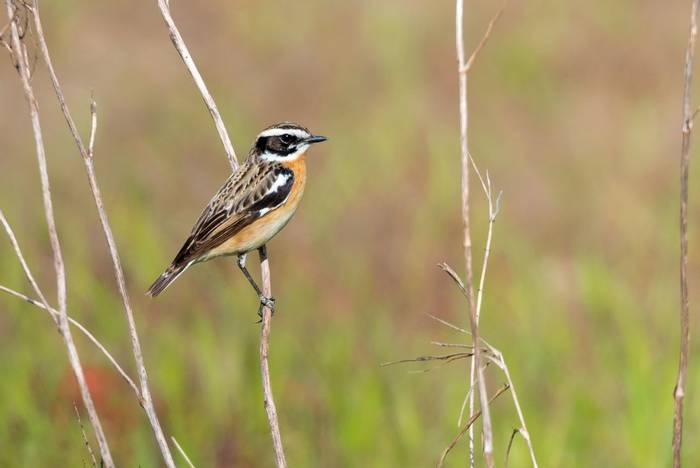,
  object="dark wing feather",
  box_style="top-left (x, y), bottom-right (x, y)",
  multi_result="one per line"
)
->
top-left (170, 162), bottom-right (294, 266)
